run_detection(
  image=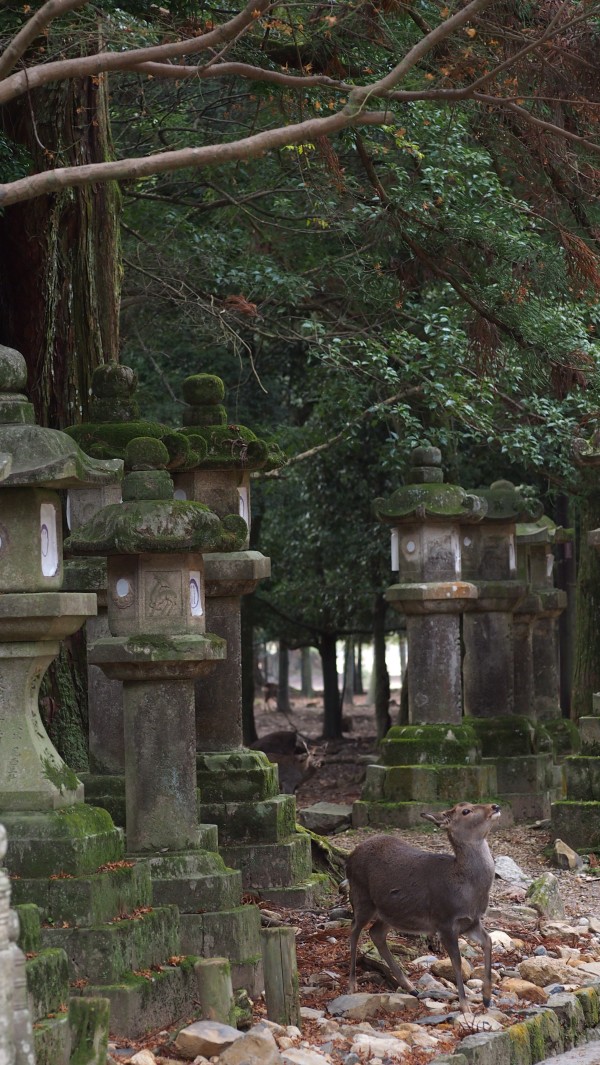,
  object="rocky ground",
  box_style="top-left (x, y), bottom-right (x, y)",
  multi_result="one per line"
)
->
top-left (108, 697), bottom-right (600, 1064)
